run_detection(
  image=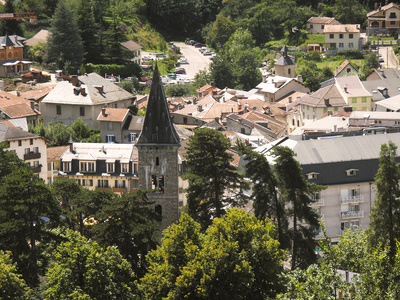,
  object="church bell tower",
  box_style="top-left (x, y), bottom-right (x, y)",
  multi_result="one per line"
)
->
top-left (135, 65), bottom-right (180, 230)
